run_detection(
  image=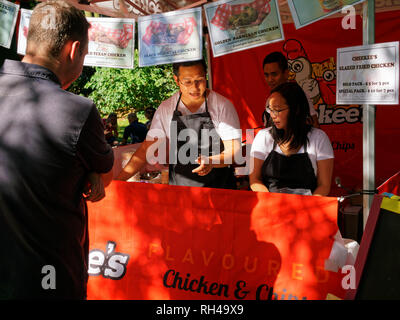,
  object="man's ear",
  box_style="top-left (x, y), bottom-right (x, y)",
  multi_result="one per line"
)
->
top-left (283, 68), bottom-right (289, 80)
top-left (173, 74), bottom-right (179, 87)
top-left (69, 40), bottom-right (81, 62)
